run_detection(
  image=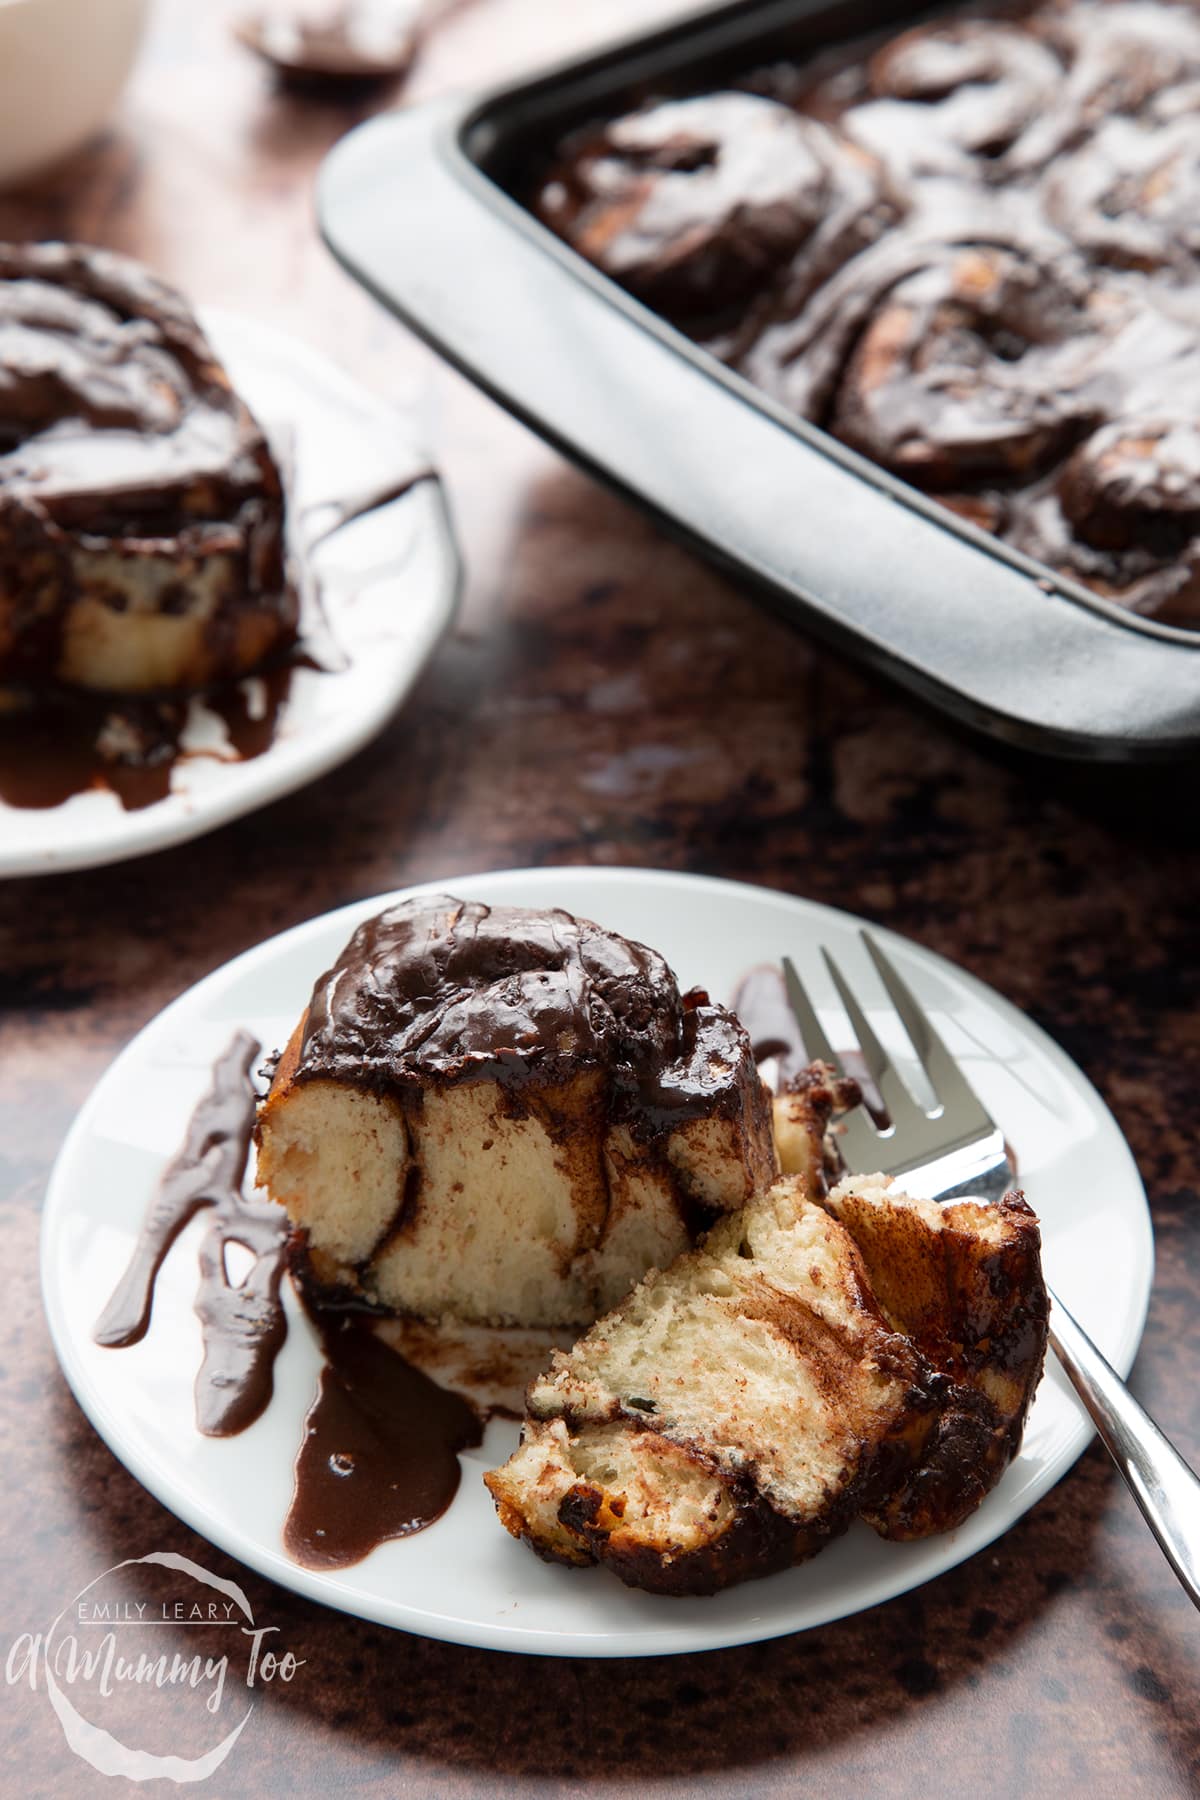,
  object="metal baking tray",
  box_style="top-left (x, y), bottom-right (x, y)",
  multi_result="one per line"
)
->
top-left (317, 0), bottom-right (1200, 760)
